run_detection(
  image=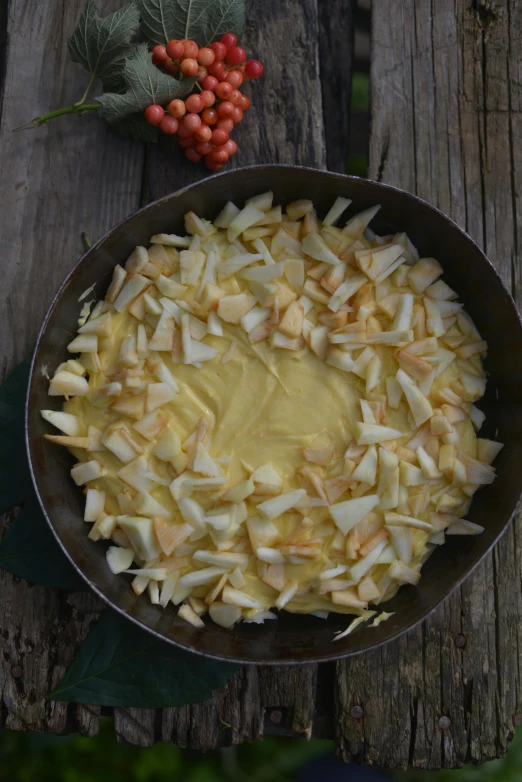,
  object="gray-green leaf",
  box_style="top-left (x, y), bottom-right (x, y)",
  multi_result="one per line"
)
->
top-left (48, 610), bottom-right (239, 707)
top-left (110, 111), bottom-right (159, 142)
top-left (68, 0), bottom-right (140, 91)
top-left (139, 0), bottom-right (246, 47)
top-left (97, 43), bottom-right (195, 122)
